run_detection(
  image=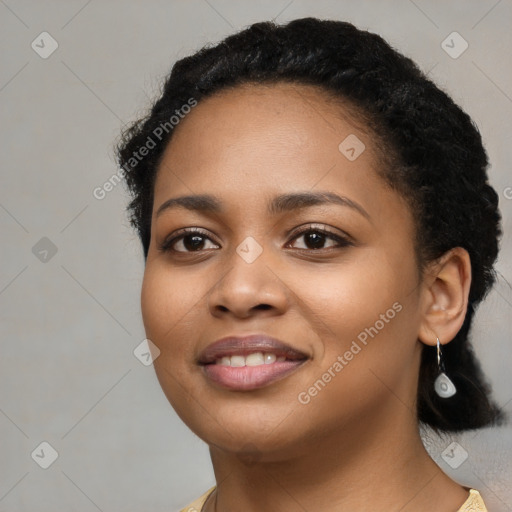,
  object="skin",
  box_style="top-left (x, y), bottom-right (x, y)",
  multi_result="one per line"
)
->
top-left (141, 82), bottom-right (472, 511)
